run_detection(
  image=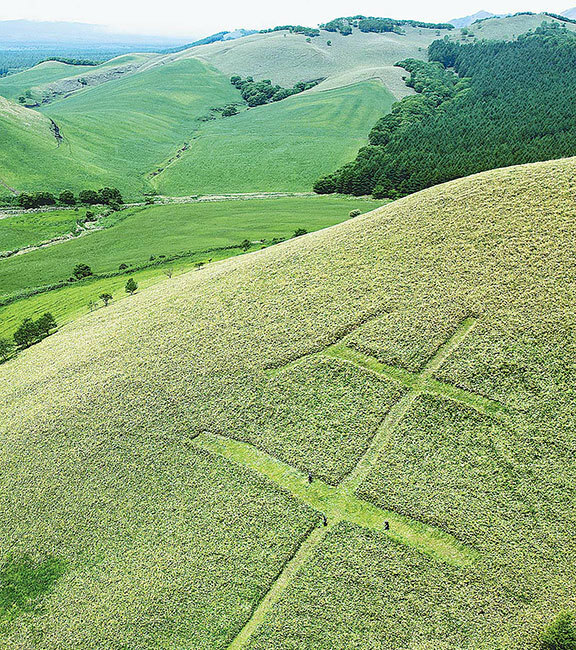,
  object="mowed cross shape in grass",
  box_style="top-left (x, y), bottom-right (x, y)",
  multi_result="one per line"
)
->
top-left (194, 316), bottom-right (507, 649)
